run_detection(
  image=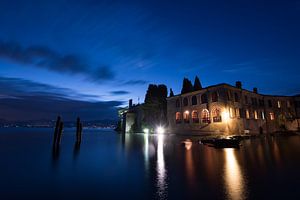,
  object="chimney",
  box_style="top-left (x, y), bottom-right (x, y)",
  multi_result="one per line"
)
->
top-left (253, 87), bottom-right (258, 94)
top-left (129, 99), bottom-right (133, 108)
top-left (236, 81), bottom-right (242, 89)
